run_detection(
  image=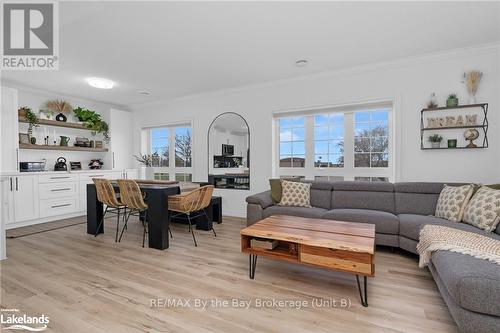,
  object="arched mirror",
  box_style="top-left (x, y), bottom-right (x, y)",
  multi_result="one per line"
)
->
top-left (207, 112), bottom-right (250, 190)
